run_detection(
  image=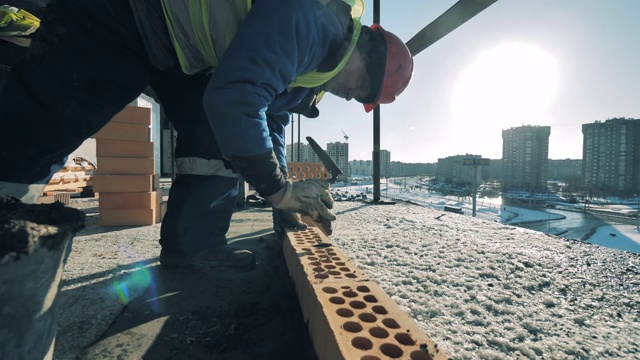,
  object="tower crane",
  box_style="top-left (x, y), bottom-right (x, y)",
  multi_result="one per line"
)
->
top-left (342, 130), bottom-right (349, 142)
